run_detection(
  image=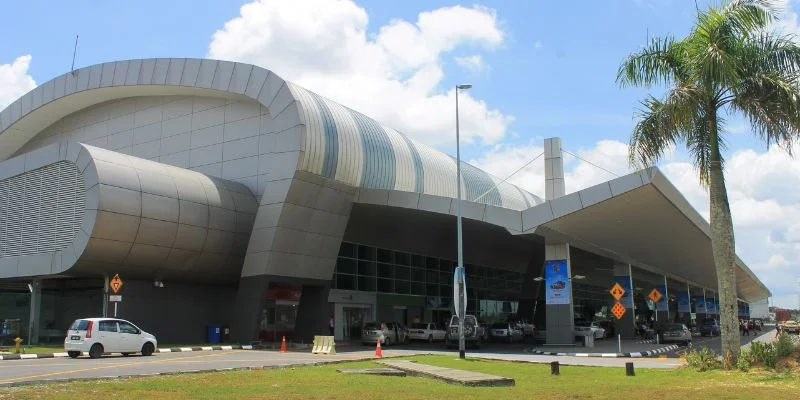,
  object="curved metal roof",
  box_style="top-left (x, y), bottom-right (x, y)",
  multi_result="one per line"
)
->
top-left (0, 58), bottom-right (541, 211)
